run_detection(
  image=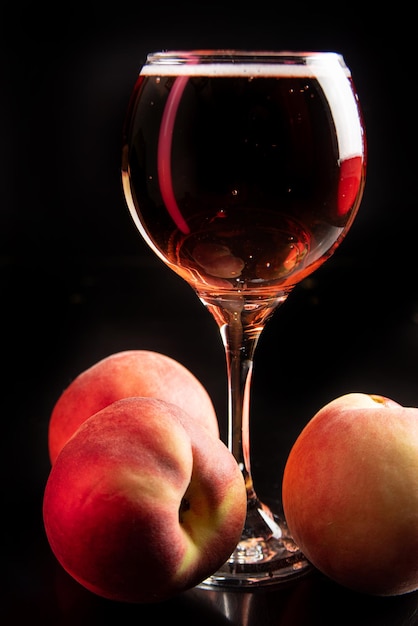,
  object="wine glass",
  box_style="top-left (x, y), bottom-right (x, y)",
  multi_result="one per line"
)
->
top-left (121, 50), bottom-right (366, 588)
